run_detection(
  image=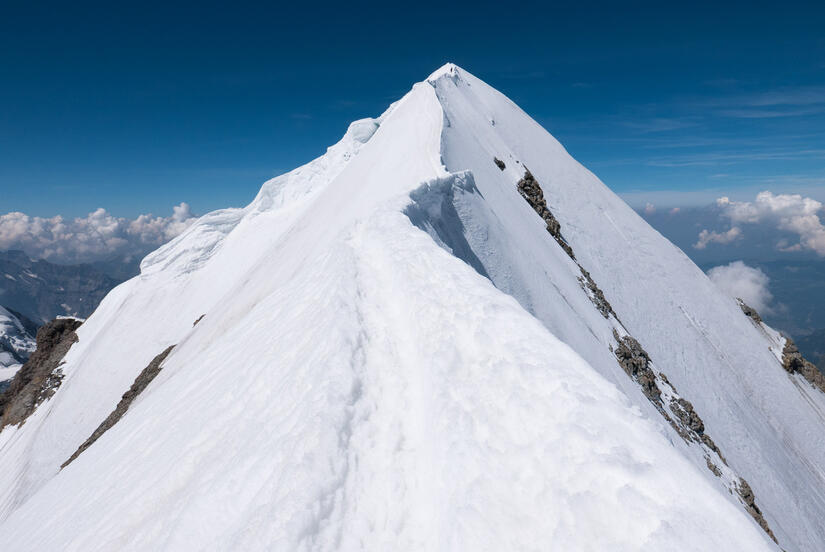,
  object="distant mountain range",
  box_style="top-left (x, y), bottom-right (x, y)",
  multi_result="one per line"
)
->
top-left (0, 250), bottom-right (121, 324)
top-left (1, 64), bottom-right (822, 550)
top-left (0, 250), bottom-right (129, 387)
top-left (0, 305), bottom-right (37, 390)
